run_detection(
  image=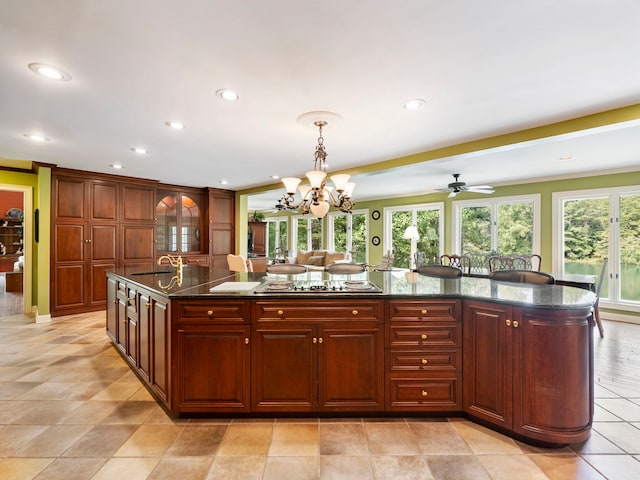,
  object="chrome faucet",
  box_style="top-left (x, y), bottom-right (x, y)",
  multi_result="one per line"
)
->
top-left (158, 254), bottom-right (183, 271)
